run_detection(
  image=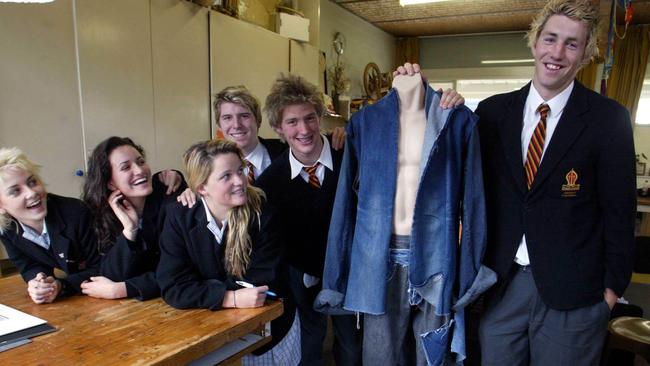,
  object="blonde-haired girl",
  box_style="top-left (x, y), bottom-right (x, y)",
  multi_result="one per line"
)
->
top-left (0, 147), bottom-right (100, 304)
top-left (157, 139), bottom-right (298, 364)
